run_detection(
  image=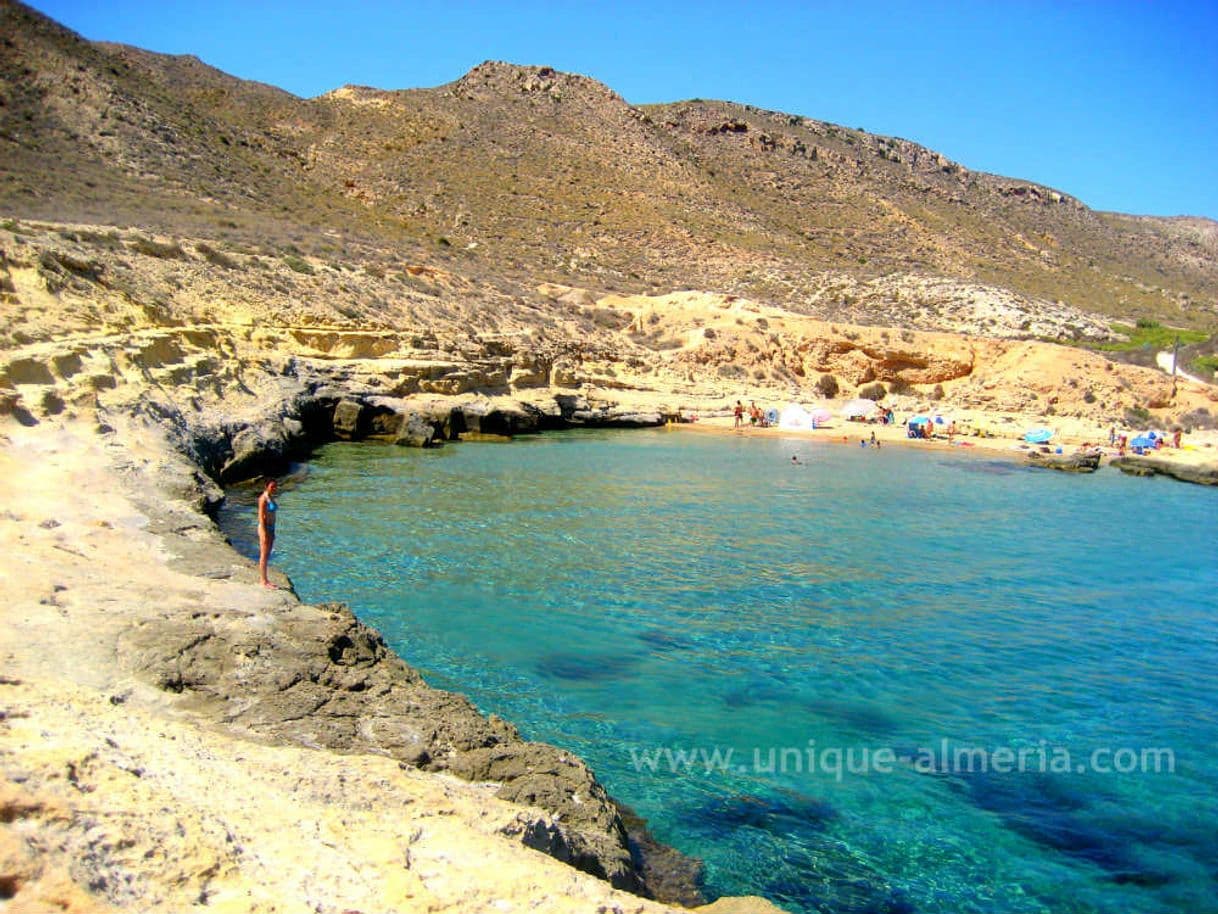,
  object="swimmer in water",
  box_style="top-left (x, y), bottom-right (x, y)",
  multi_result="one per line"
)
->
top-left (258, 477), bottom-right (279, 588)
